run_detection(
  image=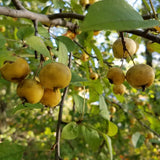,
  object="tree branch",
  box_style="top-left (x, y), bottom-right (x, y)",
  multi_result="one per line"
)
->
top-left (136, 118), bottom-right (160, 138)
top-left (48, 13), bottom-right (84, 20)
top-left (55, 53), bottom-right (72, 160)
top-left (12, 0), bottom-right (26, 10)
top-left (0, 7), bottom-right (77, 30)
top-left (0, 6), bottom-right (160, 43)
top-left (126, 29), bottom-right (160, 43)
